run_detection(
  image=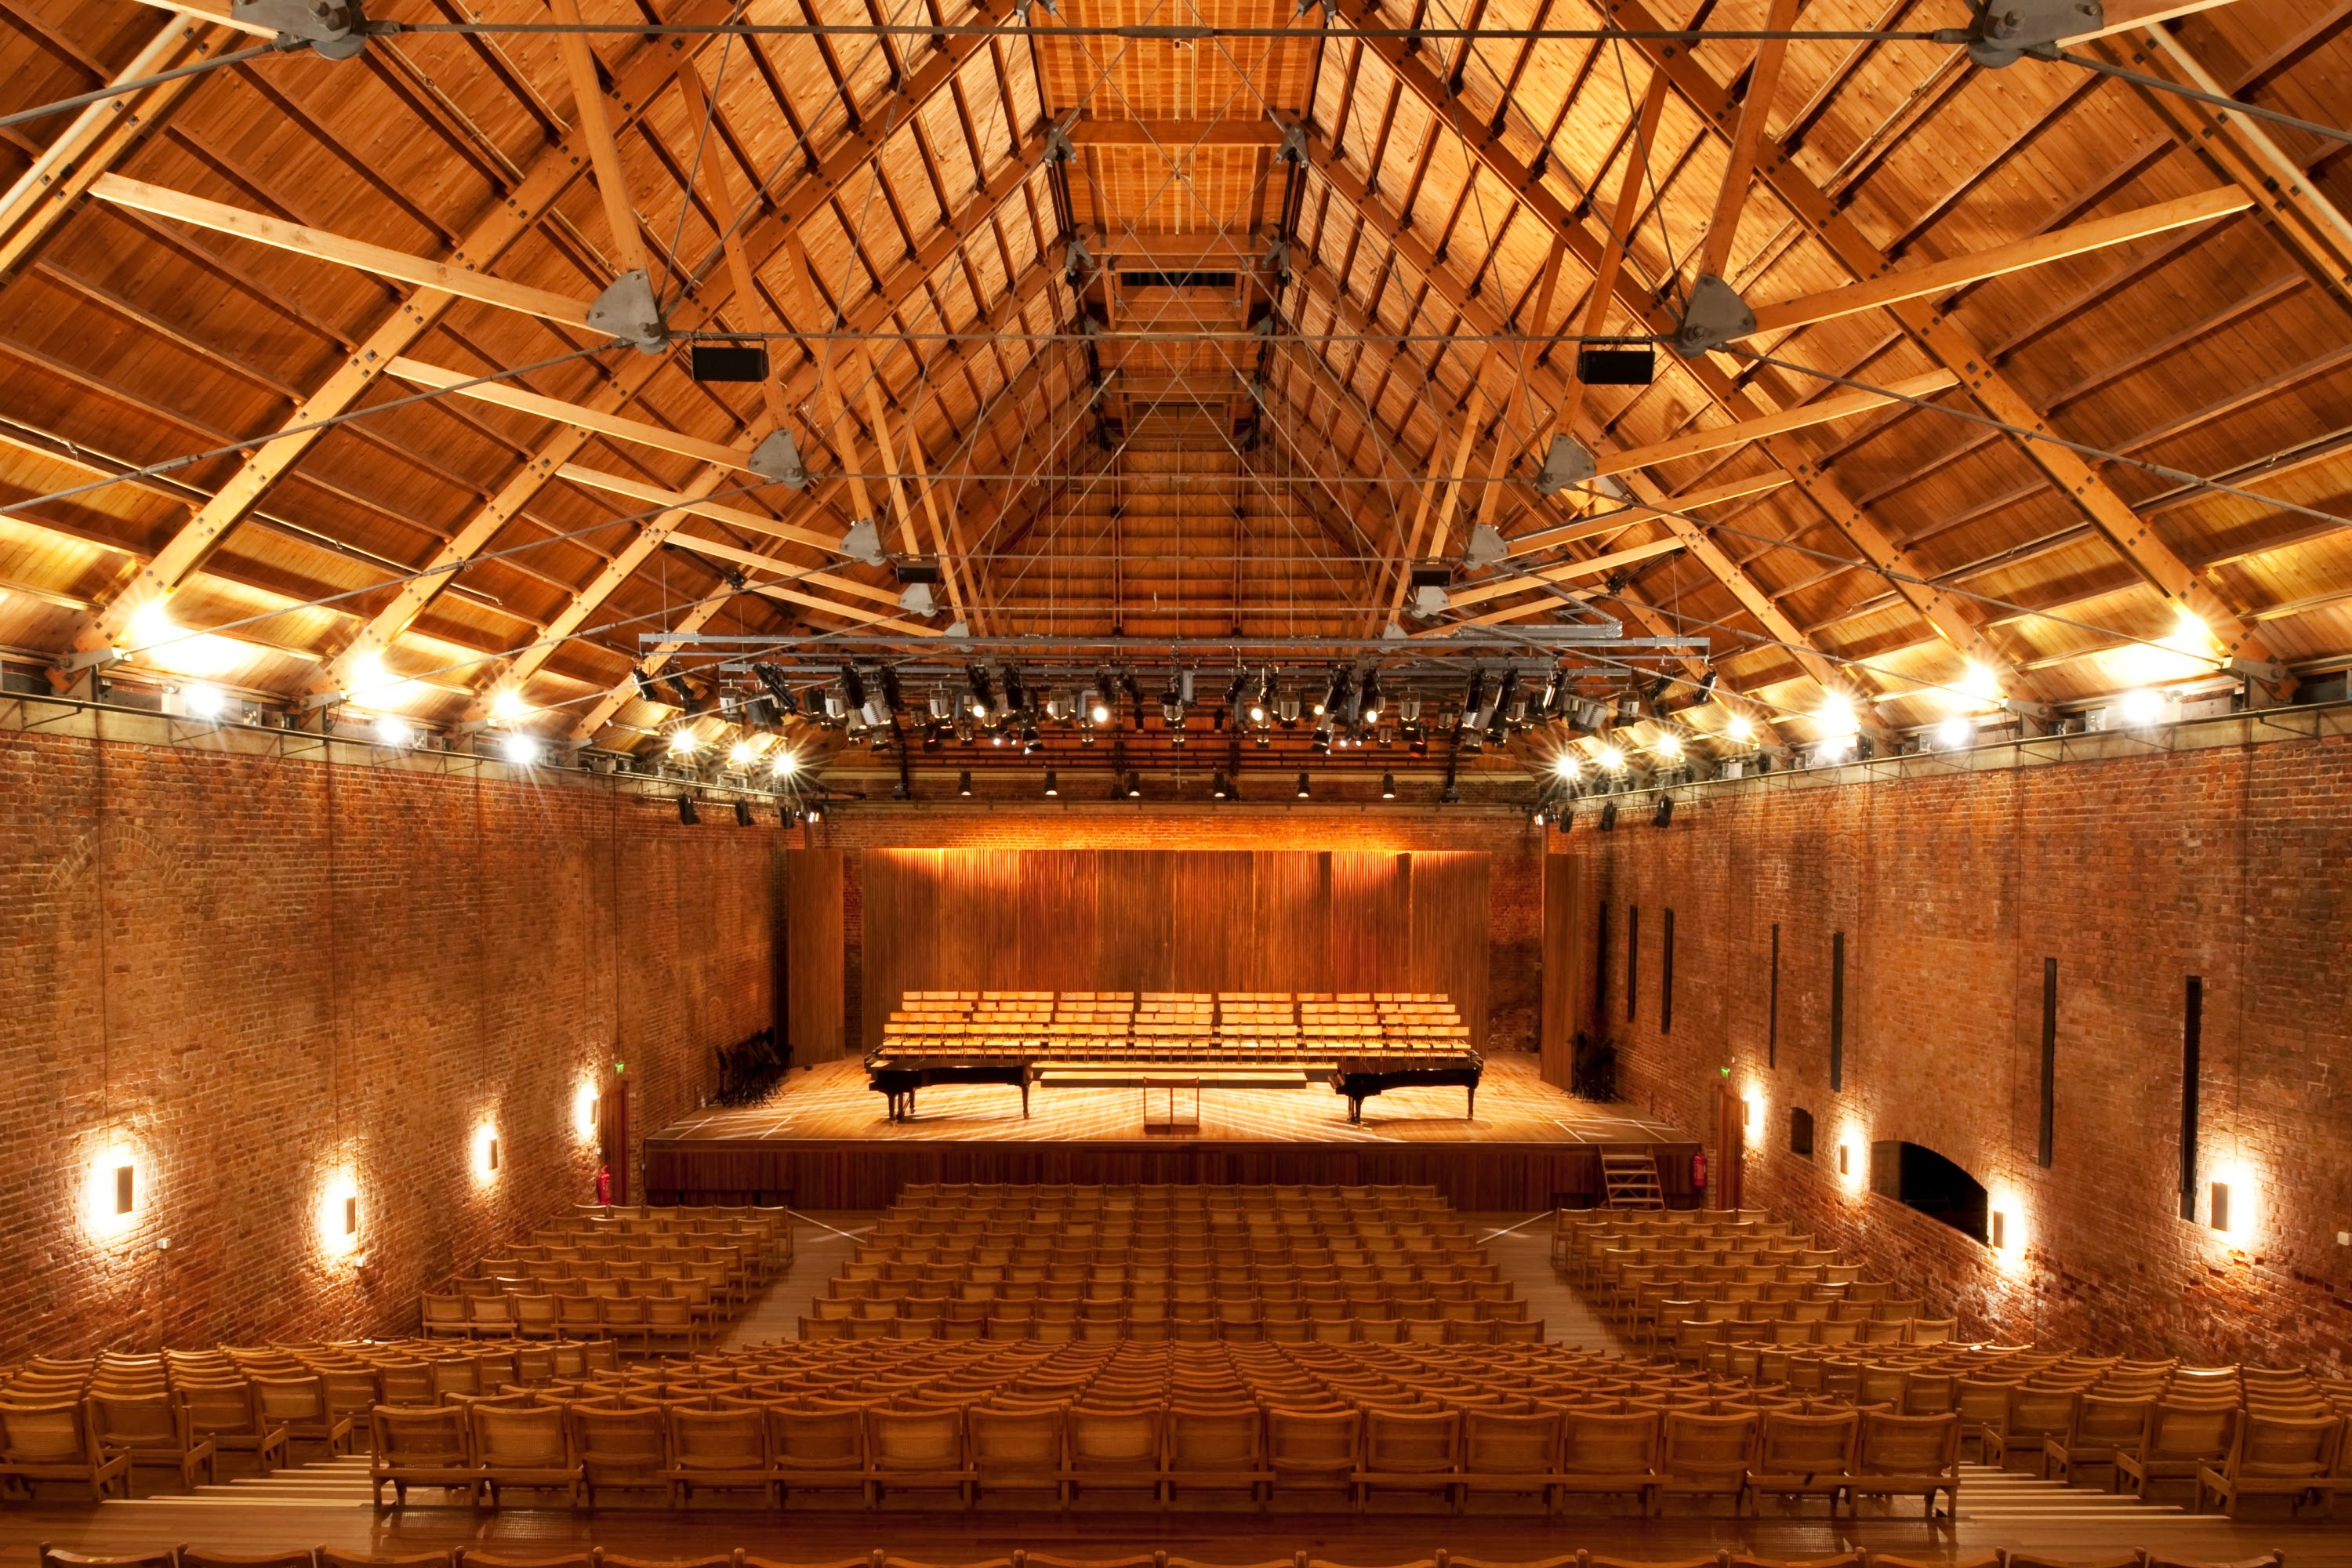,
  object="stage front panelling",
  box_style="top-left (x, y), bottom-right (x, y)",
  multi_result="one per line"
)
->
top-left (856, 849), bottom-right (1490, 1054)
